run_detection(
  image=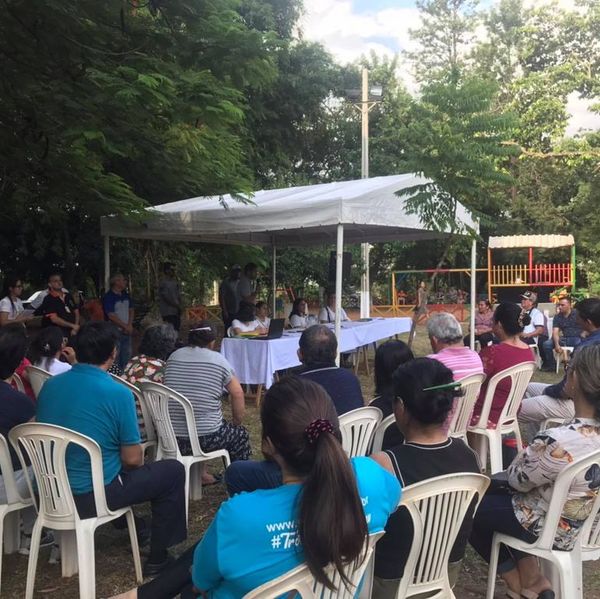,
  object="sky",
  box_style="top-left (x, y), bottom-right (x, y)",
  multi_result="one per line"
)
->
top-left (300, 0), bottom-right (600, 136)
